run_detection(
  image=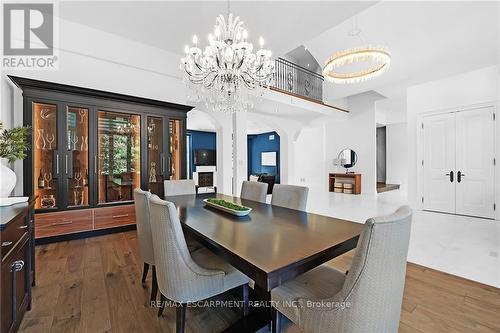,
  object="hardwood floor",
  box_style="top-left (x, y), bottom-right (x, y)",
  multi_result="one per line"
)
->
top-left (19, 231), bottom-right (500, 333)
